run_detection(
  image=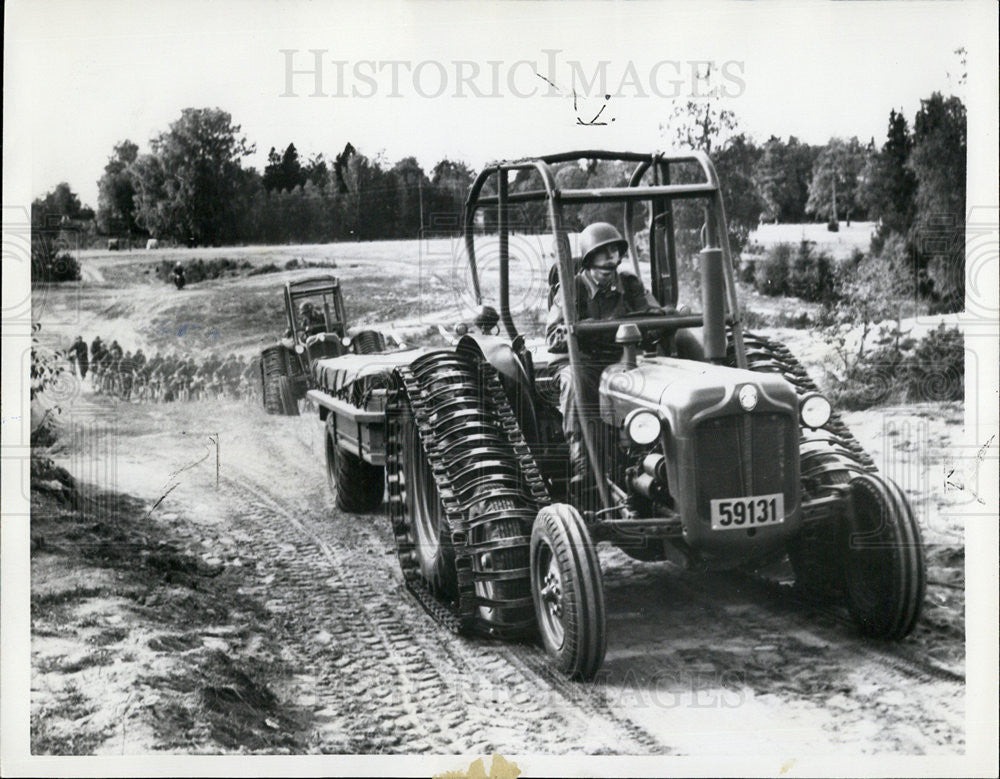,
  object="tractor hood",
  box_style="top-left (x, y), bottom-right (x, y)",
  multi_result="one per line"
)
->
top-left (599, 356), bottom-right (799, 429)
